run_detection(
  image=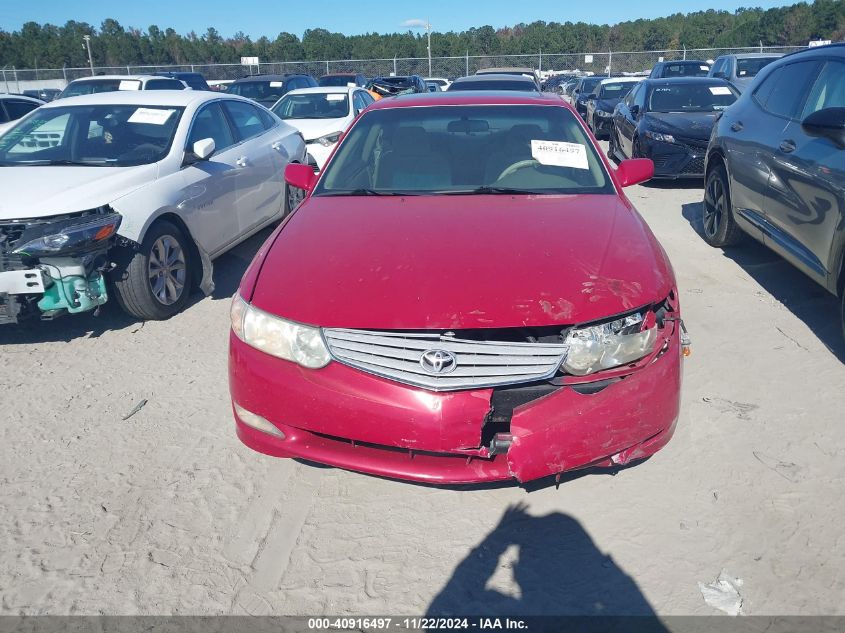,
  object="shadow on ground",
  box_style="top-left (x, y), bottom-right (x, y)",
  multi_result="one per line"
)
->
top-left (0, 226), bottom-right (275, 345)
top-left (426, 503), bottom-right (669, 621)
top-left (682, 202), bottom-right (845, 362)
